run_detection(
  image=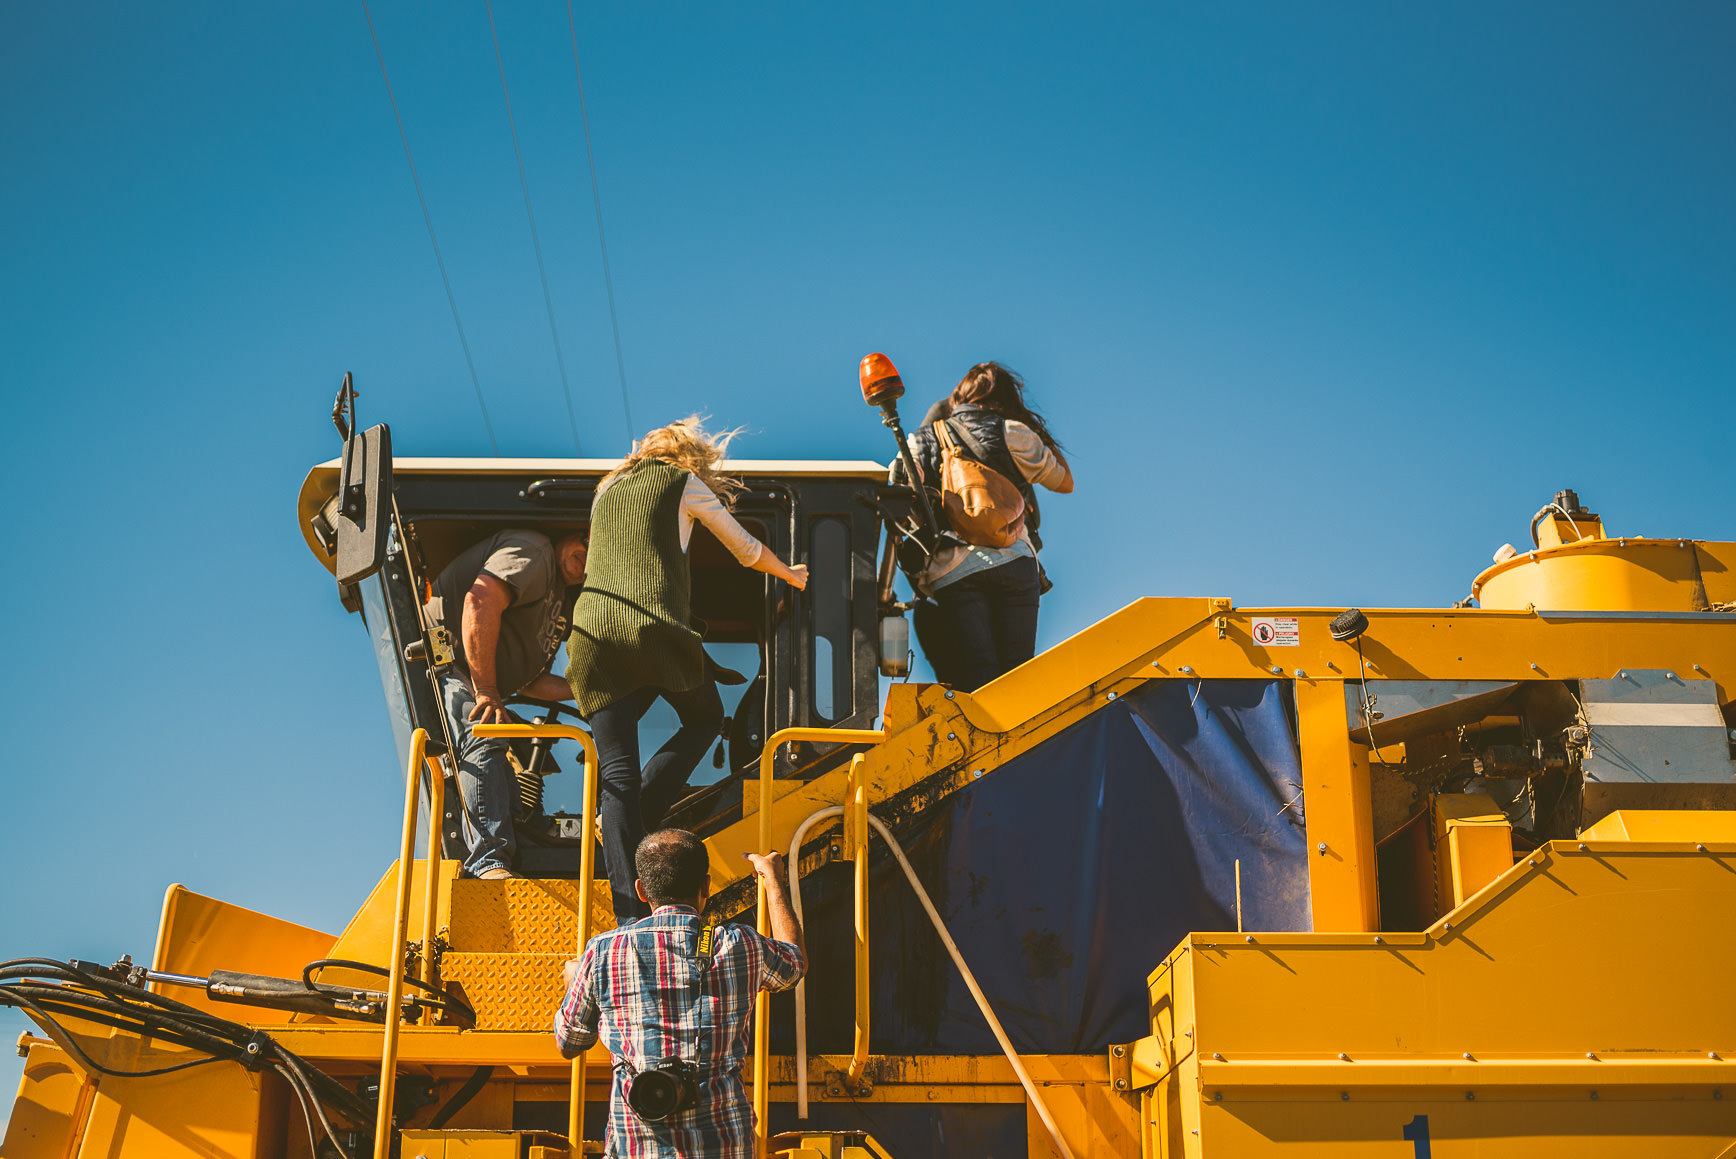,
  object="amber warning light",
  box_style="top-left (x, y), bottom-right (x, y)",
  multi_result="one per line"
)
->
top-left (859, 352), bottom-right (905, 408)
